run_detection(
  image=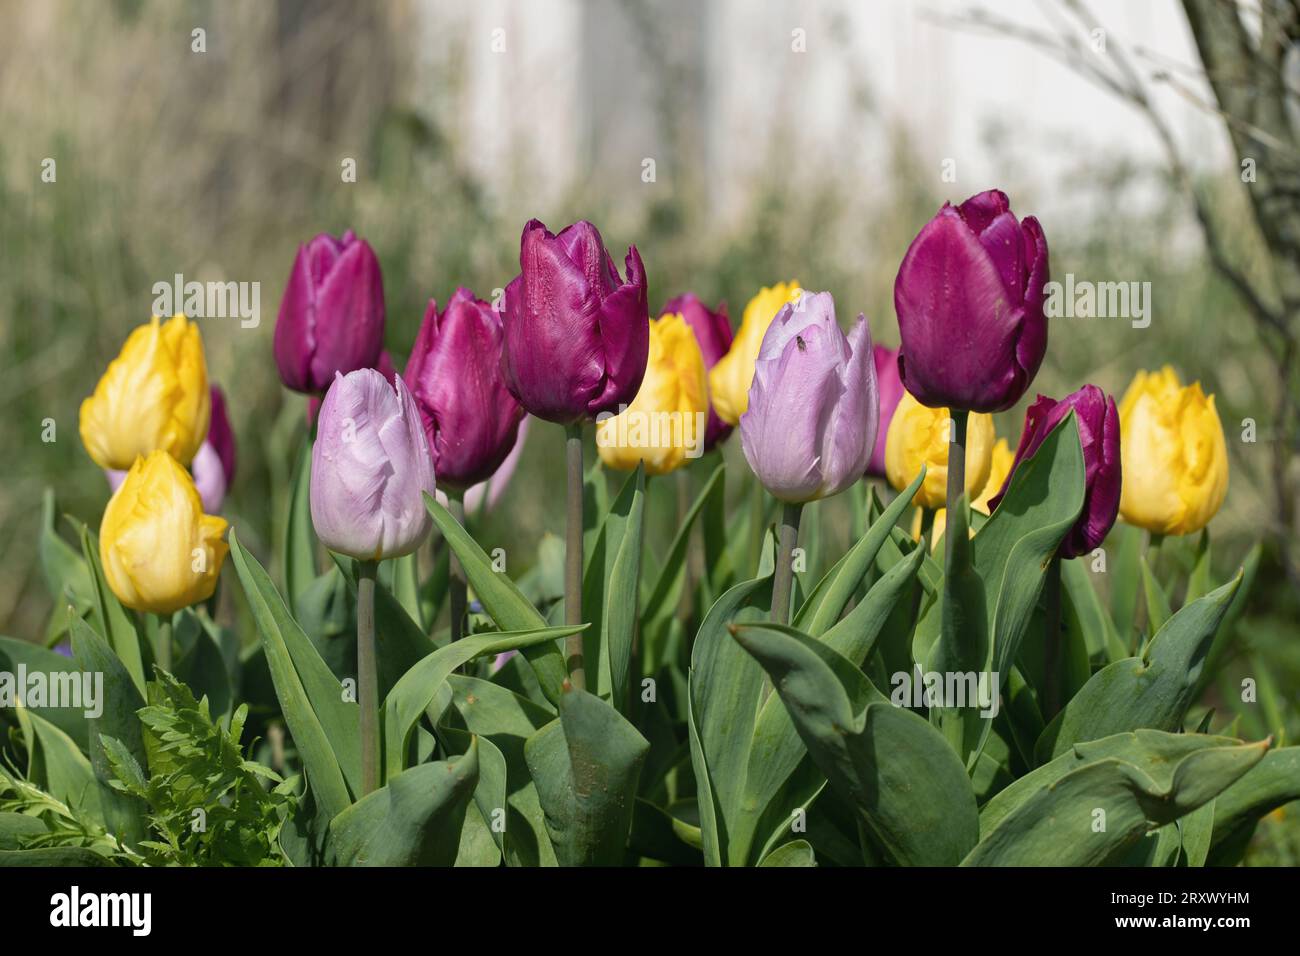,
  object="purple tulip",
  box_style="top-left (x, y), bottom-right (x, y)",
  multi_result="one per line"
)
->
top-left (867, 344), bottom-right (905, 477)
top-left (404, 288), bottom-right (526, 493)
top-left (989, 385), bottom-right (1121, 558)
top-left (740, 292), bottom-right (878, 503)
top-left (662, 292), bottom-right (734, 450)
top-left (274, 230), bottom-right (386, 395)
top-left (105, 383), bottom-right (237, 513)
top-left (310, 368), bottom-right (436, 560)
top-left (895, 190), bottom-right (1049, 413)
top-left (500, 219), bottom-right (649, 424)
